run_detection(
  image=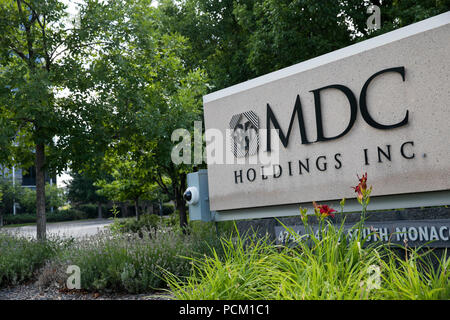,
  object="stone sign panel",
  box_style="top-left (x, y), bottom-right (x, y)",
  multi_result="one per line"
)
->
top-left (274, 219), bottom-right (450, 248)
top-left (203, 13), bottom-right (450, 212)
